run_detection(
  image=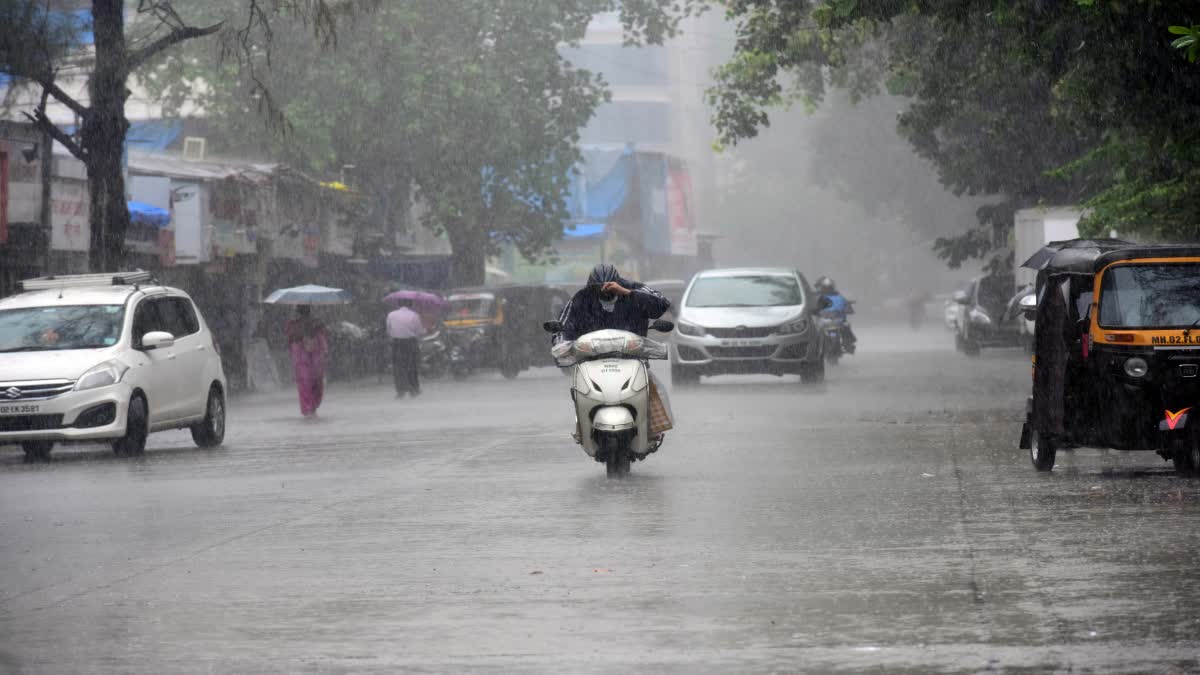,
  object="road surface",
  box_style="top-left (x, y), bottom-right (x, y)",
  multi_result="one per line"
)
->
top-left (2, 324), bottom-right (1200, 673)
